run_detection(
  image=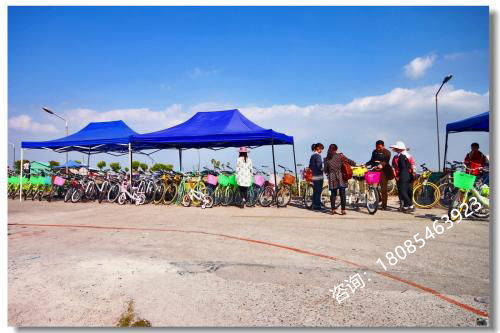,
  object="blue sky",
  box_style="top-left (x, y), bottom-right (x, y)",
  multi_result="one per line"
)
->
top-left (8, 6), bottom-right (490, 171)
